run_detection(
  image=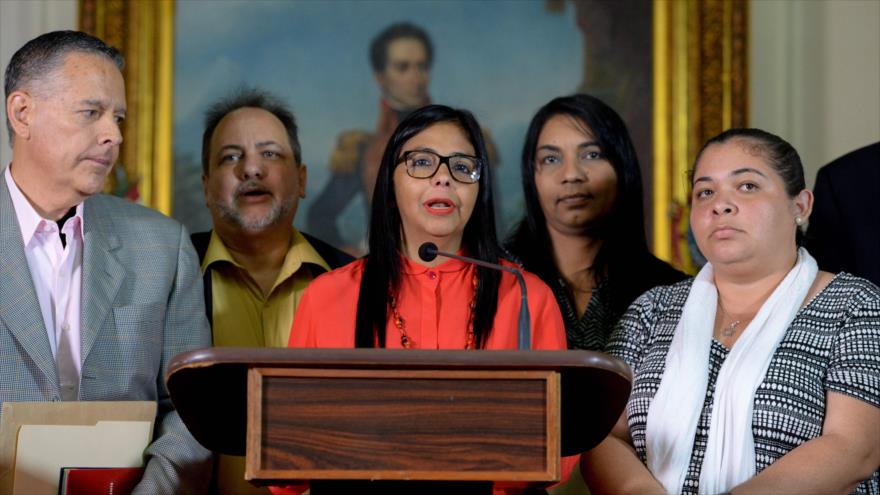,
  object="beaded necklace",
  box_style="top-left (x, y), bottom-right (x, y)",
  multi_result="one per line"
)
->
top-left (388, 274), bottom-right (478, 349)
